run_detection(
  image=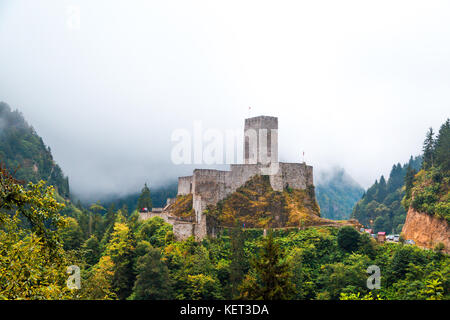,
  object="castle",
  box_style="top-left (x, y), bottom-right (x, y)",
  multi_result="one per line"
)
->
top-left (140, 115), bottom-right (314, 240)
